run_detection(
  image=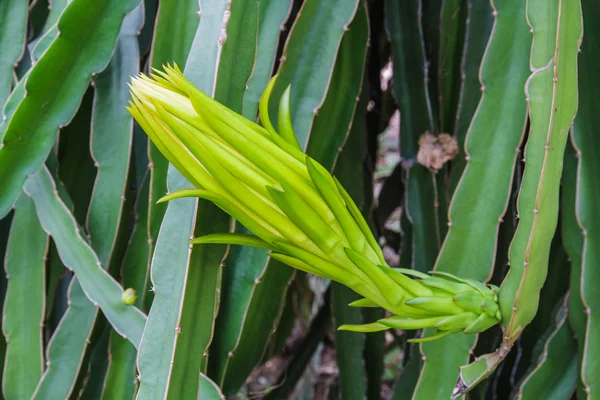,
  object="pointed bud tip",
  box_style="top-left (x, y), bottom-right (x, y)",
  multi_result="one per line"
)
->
top-left (156, 196), bottom-right (170, 204)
